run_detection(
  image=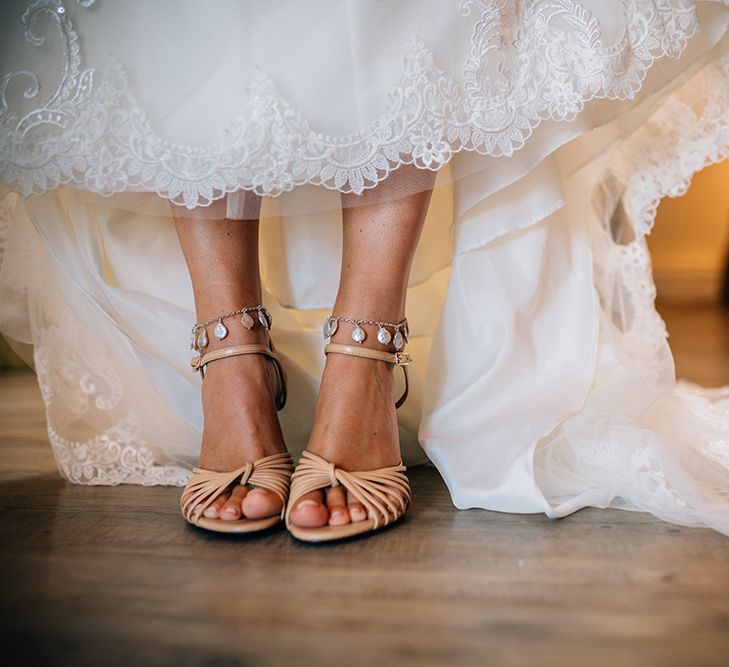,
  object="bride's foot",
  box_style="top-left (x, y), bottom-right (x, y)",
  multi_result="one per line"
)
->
top-left (287, 334), bottom-right (403, 529)
top-left (184, 330), bottom-right (288, 522)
